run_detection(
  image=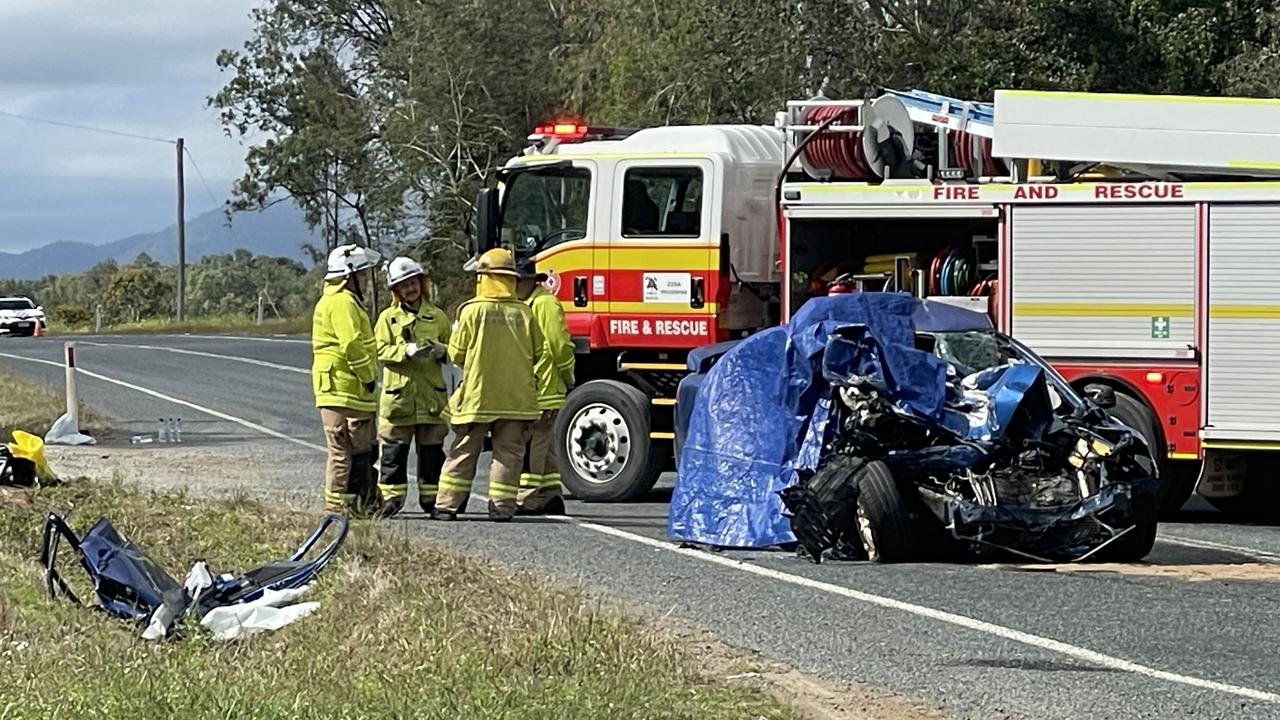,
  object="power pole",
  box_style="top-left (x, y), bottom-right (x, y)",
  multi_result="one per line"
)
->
top-left (176, 137), bottom-right (186, 322)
